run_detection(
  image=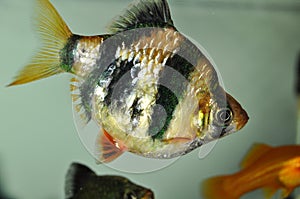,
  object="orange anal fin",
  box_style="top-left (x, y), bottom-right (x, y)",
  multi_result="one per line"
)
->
top-left (263, 186), bottom-right (280, 199)
top-left (96, 129), bottom-right (125, 163)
